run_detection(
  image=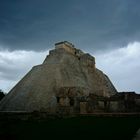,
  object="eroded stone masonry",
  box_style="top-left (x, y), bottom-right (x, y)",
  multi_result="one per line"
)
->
top-left (0, 41), bottom-right (140, 114)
